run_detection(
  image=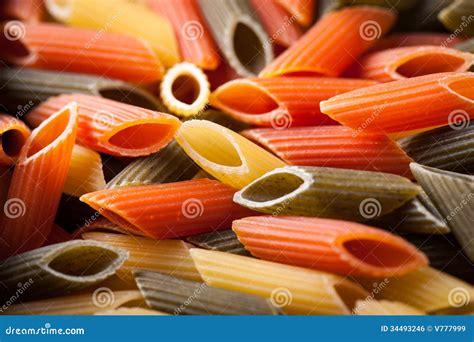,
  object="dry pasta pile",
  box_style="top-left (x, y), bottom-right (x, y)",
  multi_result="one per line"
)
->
top-left (0, 0), bottom-right (473, 316)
